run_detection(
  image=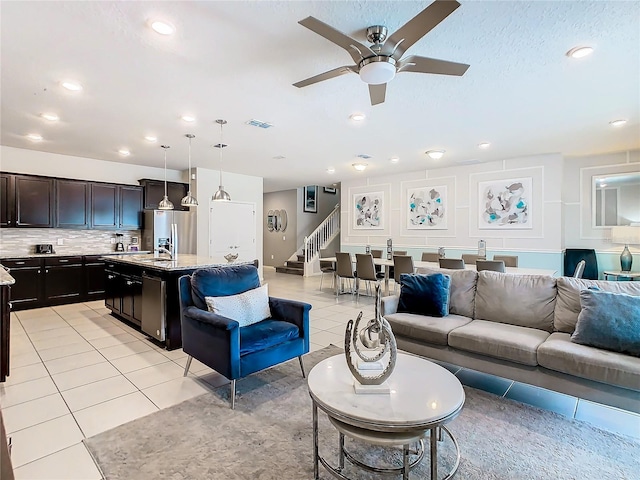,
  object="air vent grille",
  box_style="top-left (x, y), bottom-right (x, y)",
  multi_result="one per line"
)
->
top-left (357, 154), bottom-right (372, 159)
top-left (245, 119), bottom-right (273, 129)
